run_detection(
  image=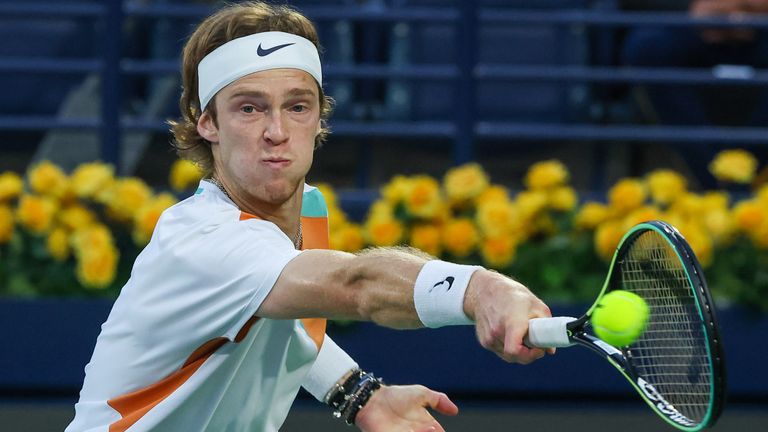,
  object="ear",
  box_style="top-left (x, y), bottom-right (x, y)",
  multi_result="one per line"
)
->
top-left (197, 111), bottom-right (219, 143)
